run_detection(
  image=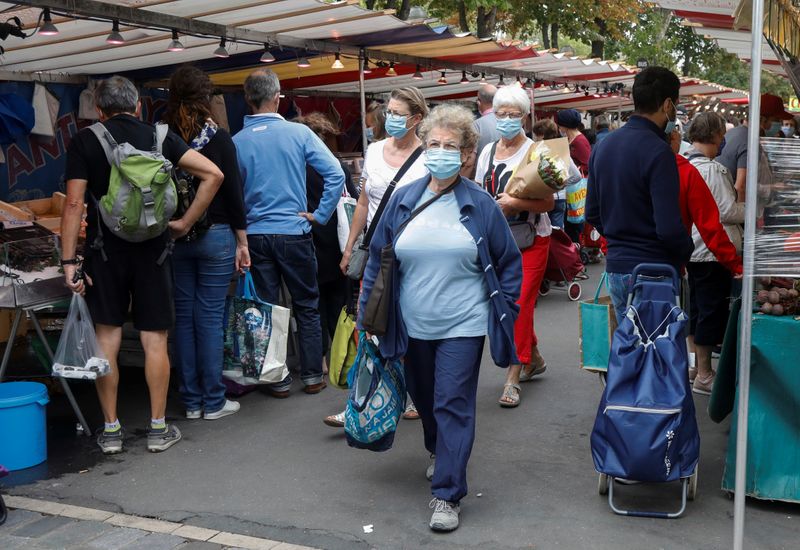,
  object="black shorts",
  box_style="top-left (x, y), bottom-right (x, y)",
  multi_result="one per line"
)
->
top-left (687, 261), bottom-right (732, 346)
top-left (83, 243), bottom-right (174, 331)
